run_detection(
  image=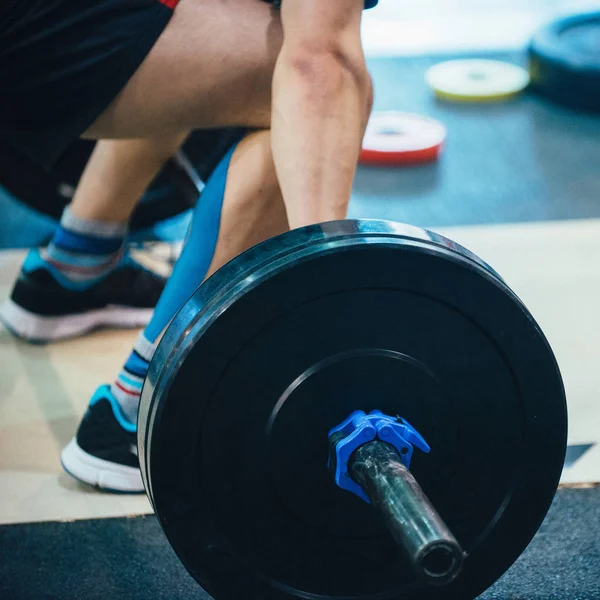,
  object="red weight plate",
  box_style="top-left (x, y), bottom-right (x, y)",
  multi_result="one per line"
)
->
top-left (360, 112), bottom-right (447, 166)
